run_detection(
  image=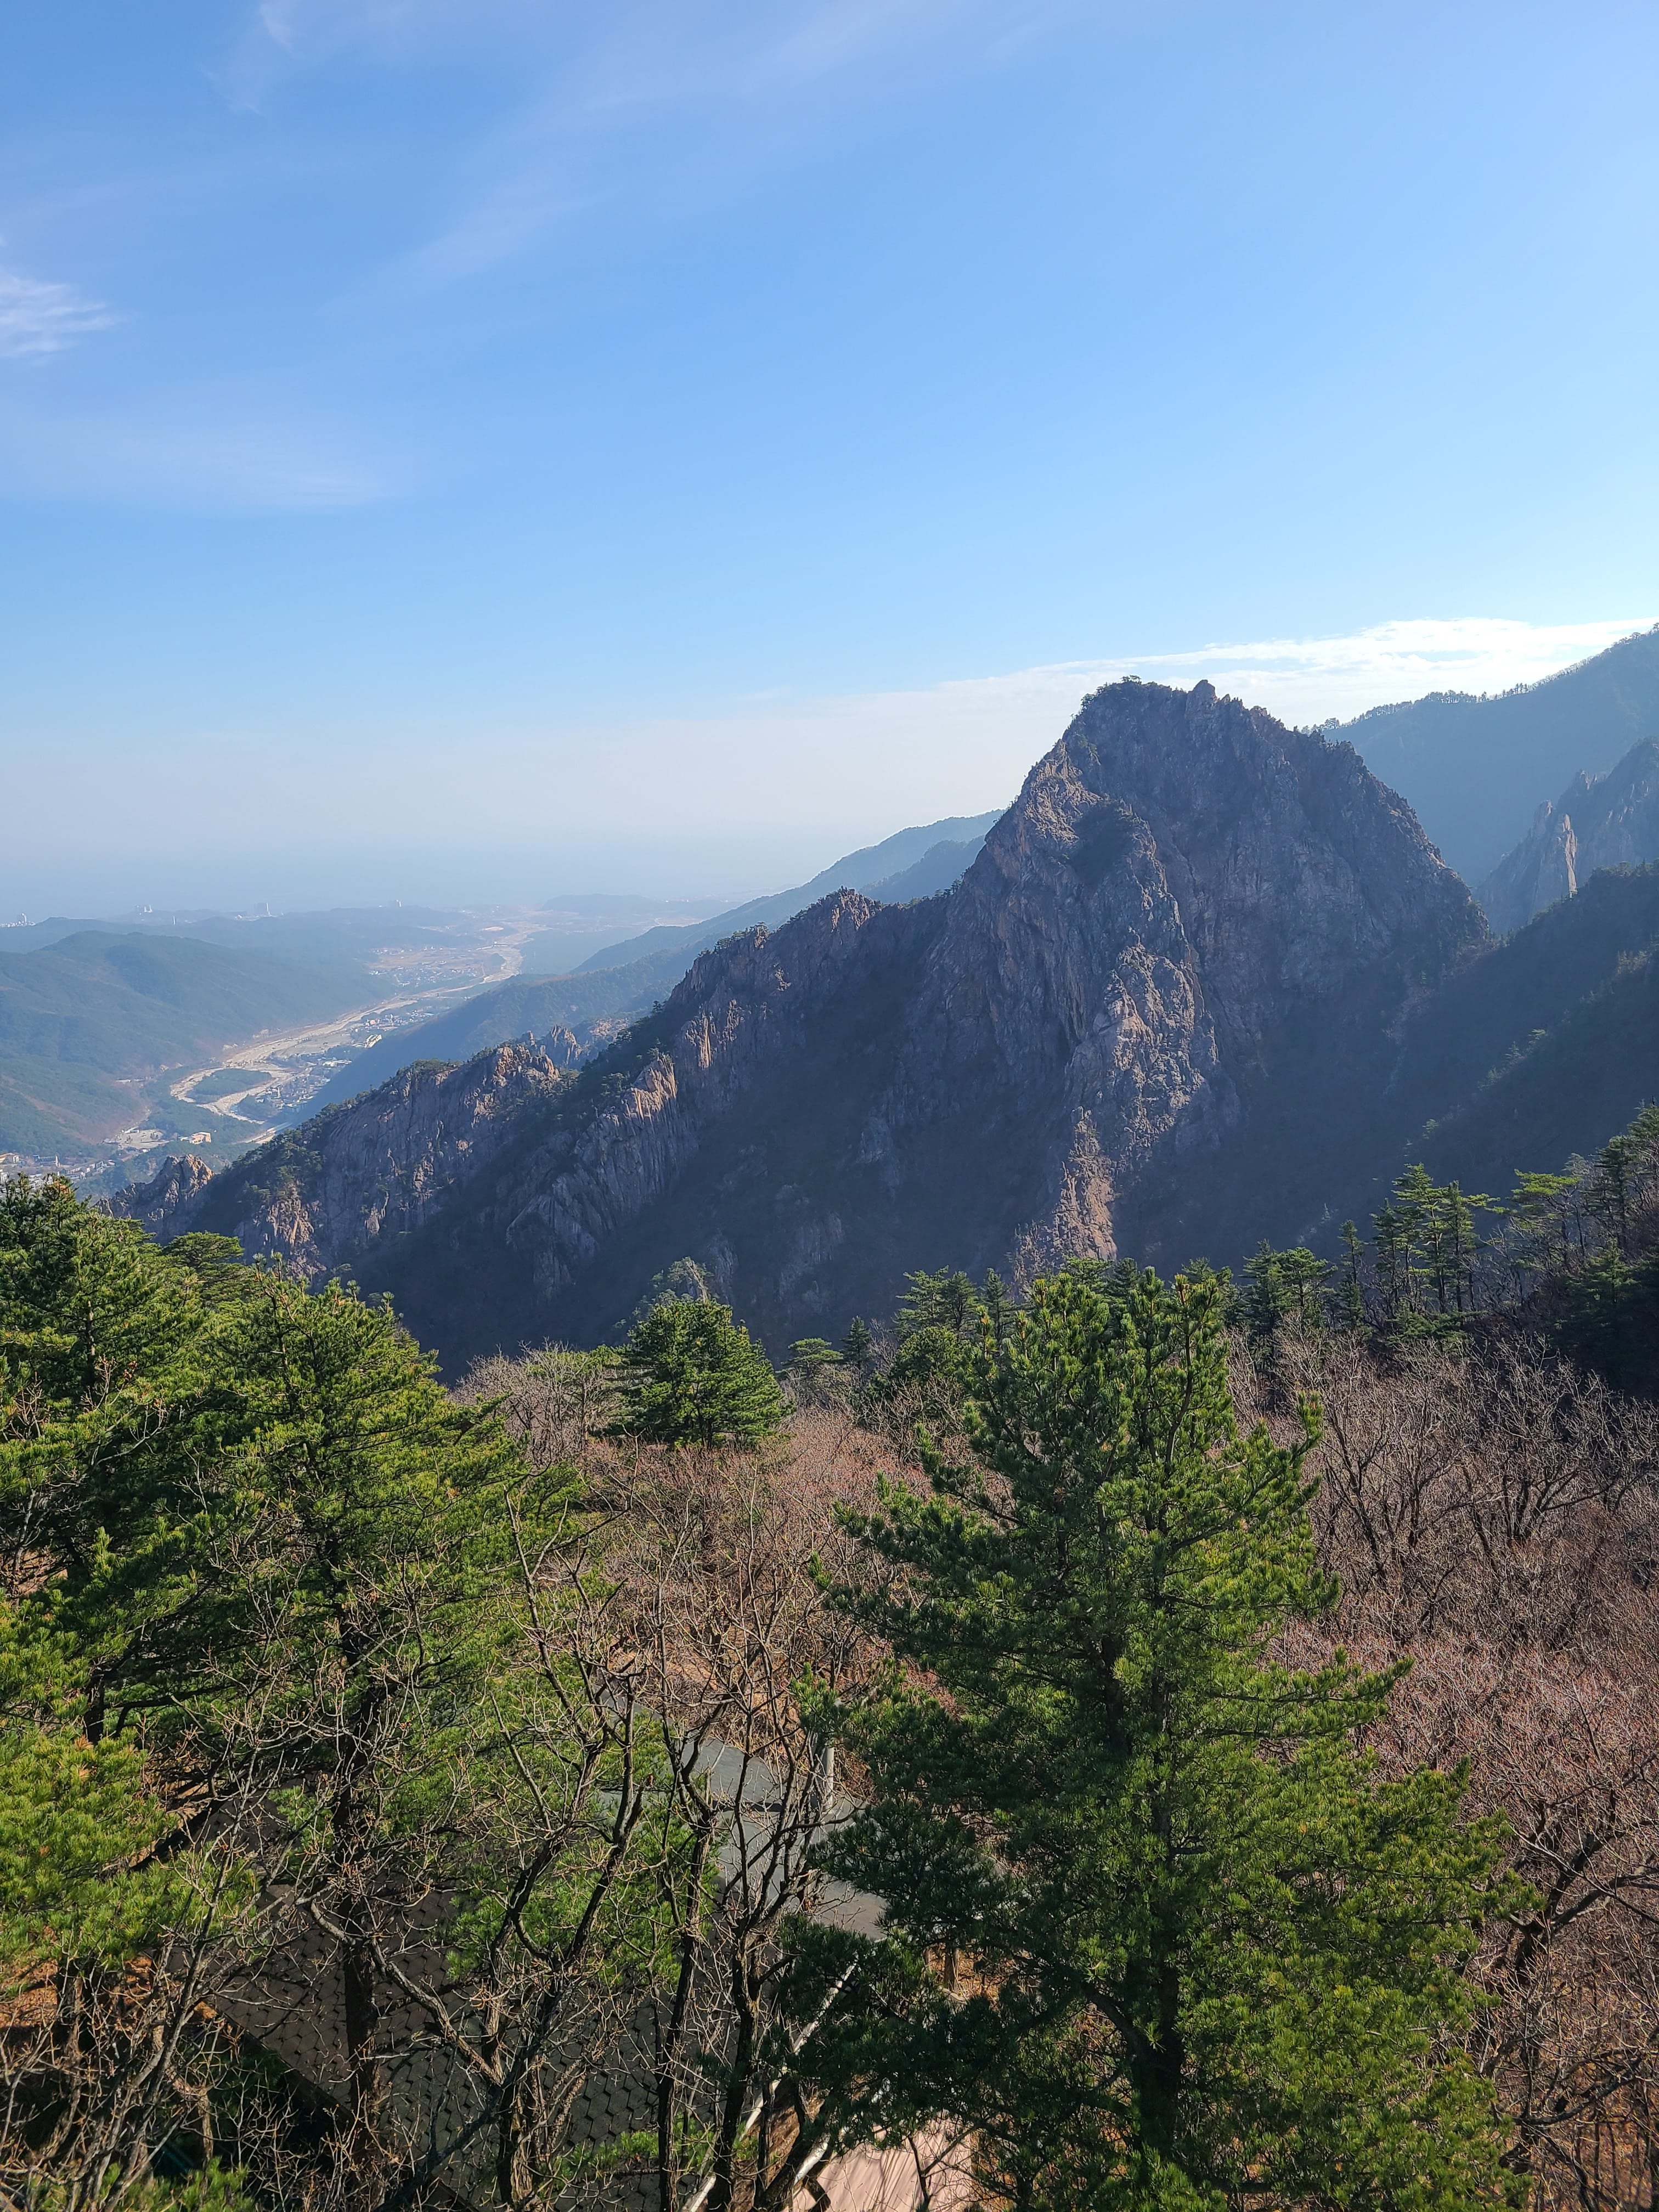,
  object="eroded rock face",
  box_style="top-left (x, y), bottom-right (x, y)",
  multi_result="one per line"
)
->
top-left (485, 891), bottom-right (929, 1308)
top-left (105, 1152), bottom-right (215, 1232)
top-left (136, 681), bottom-right (1485, 1361)
top-left (1478, 738), bottom-right (1659, 934)
top-left (1477, 803), bottom-right (1579, 936)
top-left (869, 676), bottom-right (1480, 1273)
top-left (174, 1044), bottom-right (571, 1282)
